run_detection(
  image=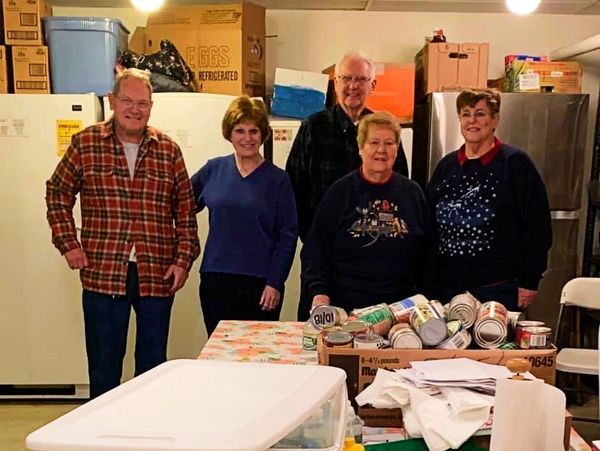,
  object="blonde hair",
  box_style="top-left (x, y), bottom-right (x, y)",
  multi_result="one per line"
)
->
top-left (357, 112), bottom-right (401, 148)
